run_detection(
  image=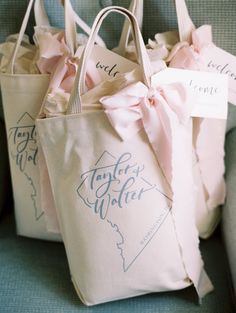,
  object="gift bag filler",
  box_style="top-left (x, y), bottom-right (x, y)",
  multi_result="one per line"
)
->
top-left (0, 0), bottom-right (96, 240)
